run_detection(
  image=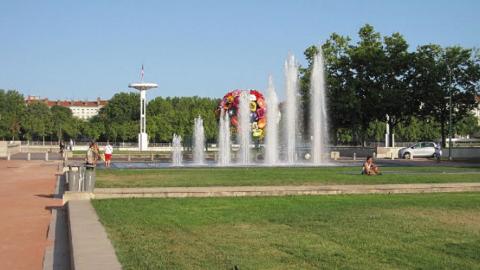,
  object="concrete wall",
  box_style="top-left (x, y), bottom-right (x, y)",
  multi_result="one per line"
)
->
top-left (329, 146), bottom-right (375, 158)
top-left (451, 147), bottom-right (480, 159)
top-left (0, 142), bottom-right (6, 158)
top-left (0, 141), bottom-right (21, 157)
top-left (375, 147), bottom-right (404, 158)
